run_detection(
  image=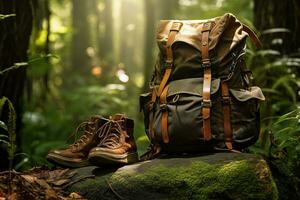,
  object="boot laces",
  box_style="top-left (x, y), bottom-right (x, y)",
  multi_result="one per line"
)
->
top-left (69, 120), bottom-right (96, 149)
top-left (97, 119), bottom-right (128, 149)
